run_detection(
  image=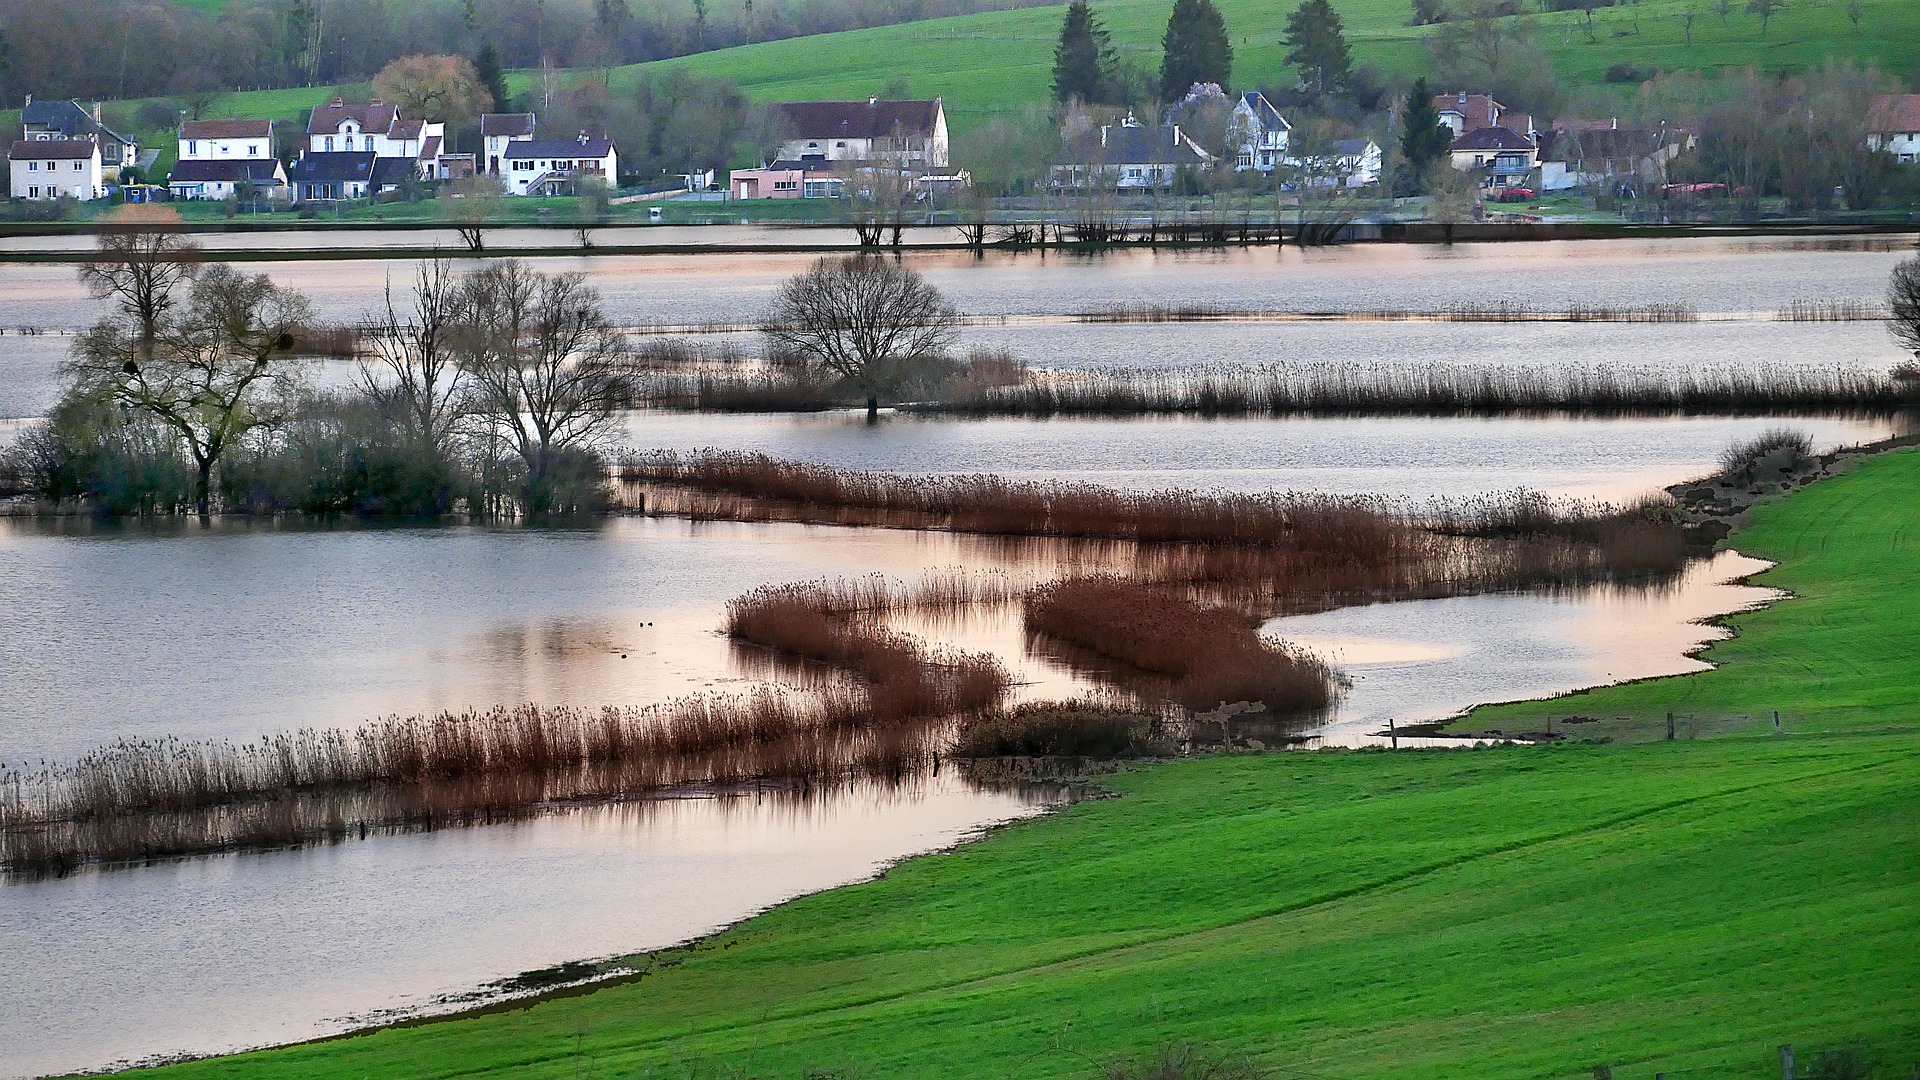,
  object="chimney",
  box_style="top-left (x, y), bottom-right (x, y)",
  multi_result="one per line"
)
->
top-left (23, 94), bottom-right (30, 107)
top-left (1100, 125), bottom-right (1109, 148)
top-left (331, 97), bottom-right (345, 106)
top-left (578, 130), bottom-right (589, 144)
top-left (868, 95), bottom-right (878, 106)
top-left (369, 97), bottom-right (382, 105)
